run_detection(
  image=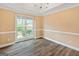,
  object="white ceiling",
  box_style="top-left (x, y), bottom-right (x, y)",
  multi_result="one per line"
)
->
top-left (0, 3), bottom-right (79, 16)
